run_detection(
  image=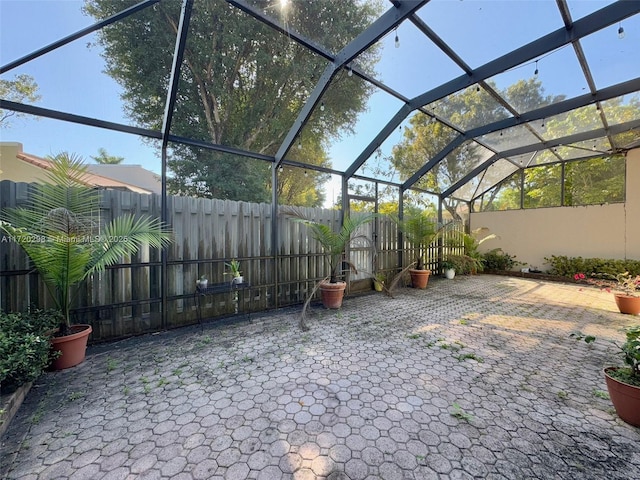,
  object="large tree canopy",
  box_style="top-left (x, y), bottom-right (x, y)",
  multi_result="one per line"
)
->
top-left (0, 74), bottom-right (40, 129)
top-left (91, 147), bottom-right (124, 164)
top-left (479, 94), bottom-right (640, 211)
top-left (391, 79), bottom-right (564, 219)
top-left (84, 0), bottom-right (383, 205)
